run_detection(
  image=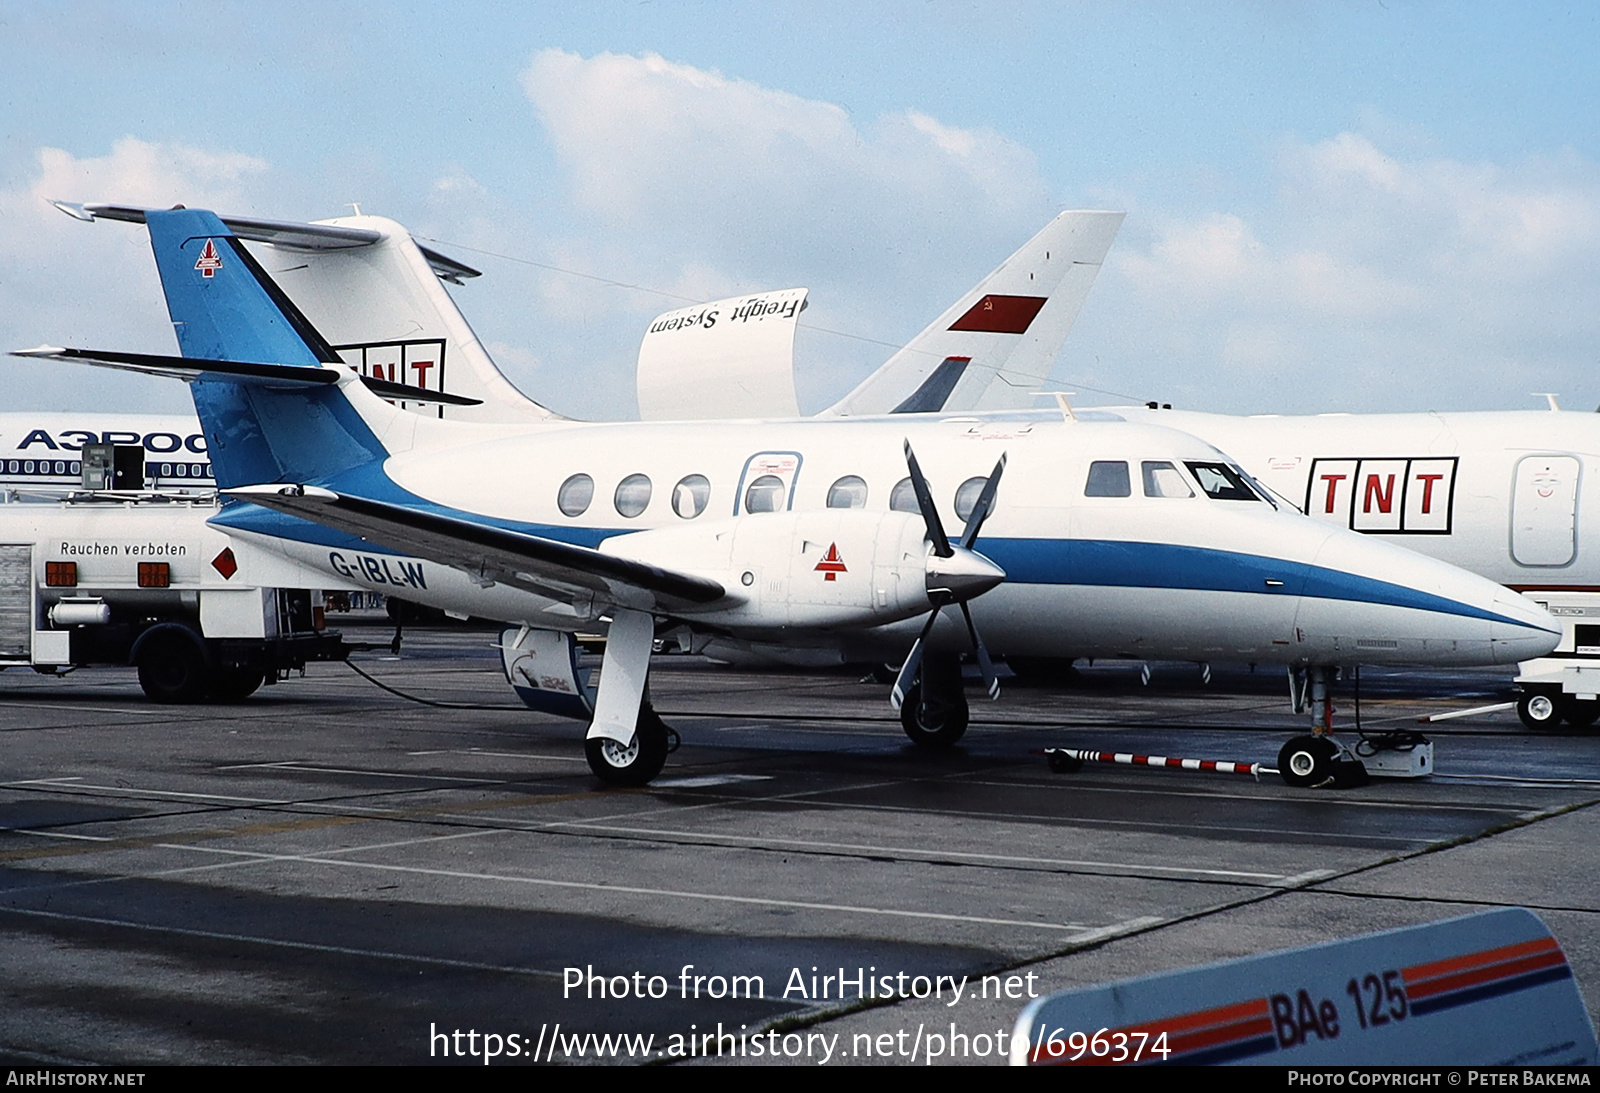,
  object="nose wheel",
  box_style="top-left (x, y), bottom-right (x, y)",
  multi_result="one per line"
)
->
top-left (1277, 735), bottom-right (1338, 787)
